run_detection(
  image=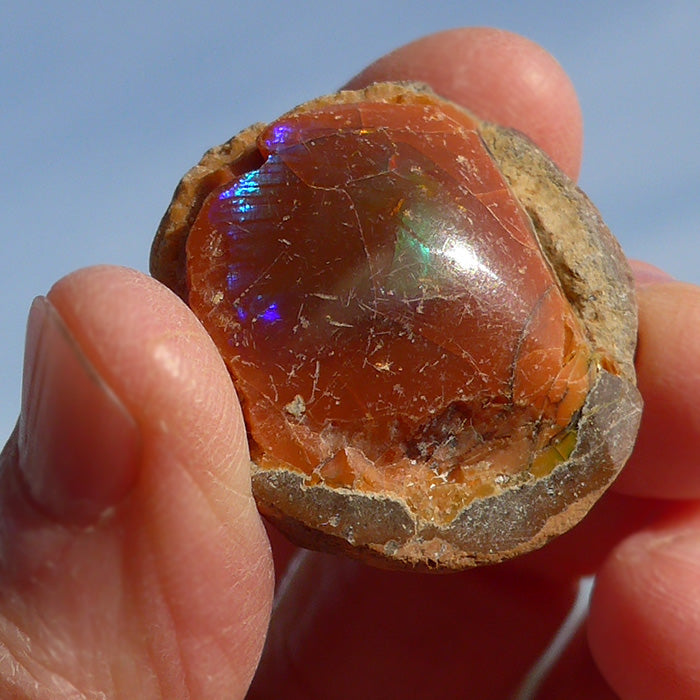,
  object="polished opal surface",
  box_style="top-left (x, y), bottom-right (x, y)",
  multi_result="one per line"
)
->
top-left (185, 98), bottom-right (593, 507)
